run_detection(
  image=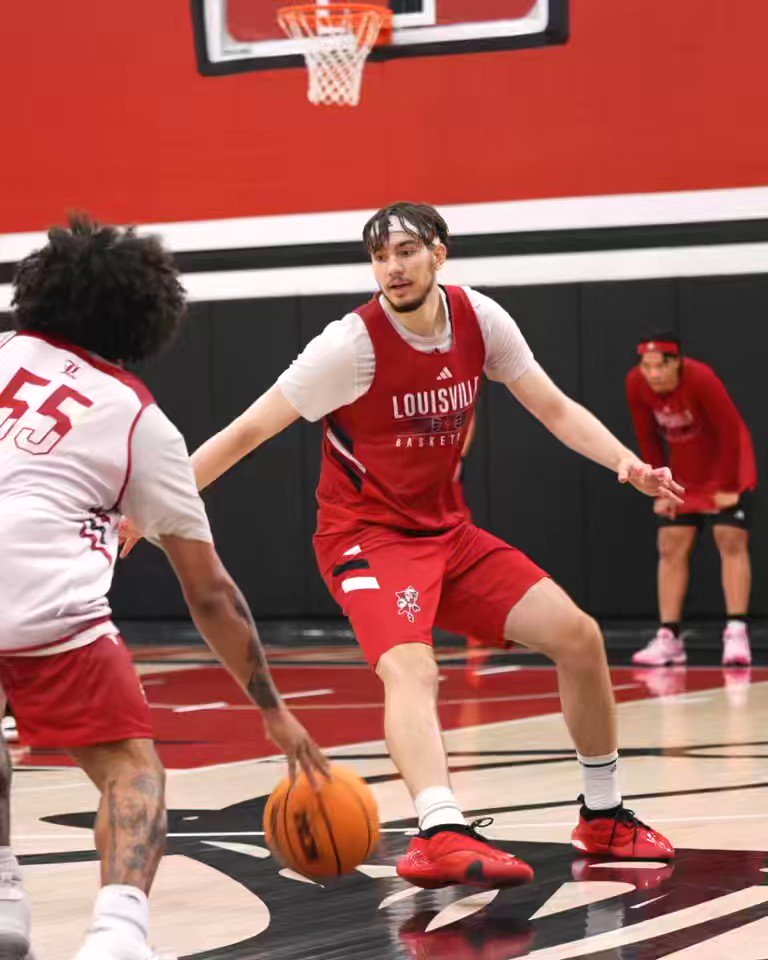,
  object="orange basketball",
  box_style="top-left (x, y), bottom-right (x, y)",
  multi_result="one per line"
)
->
top-left (263, 764), bottom-right (380, 878)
